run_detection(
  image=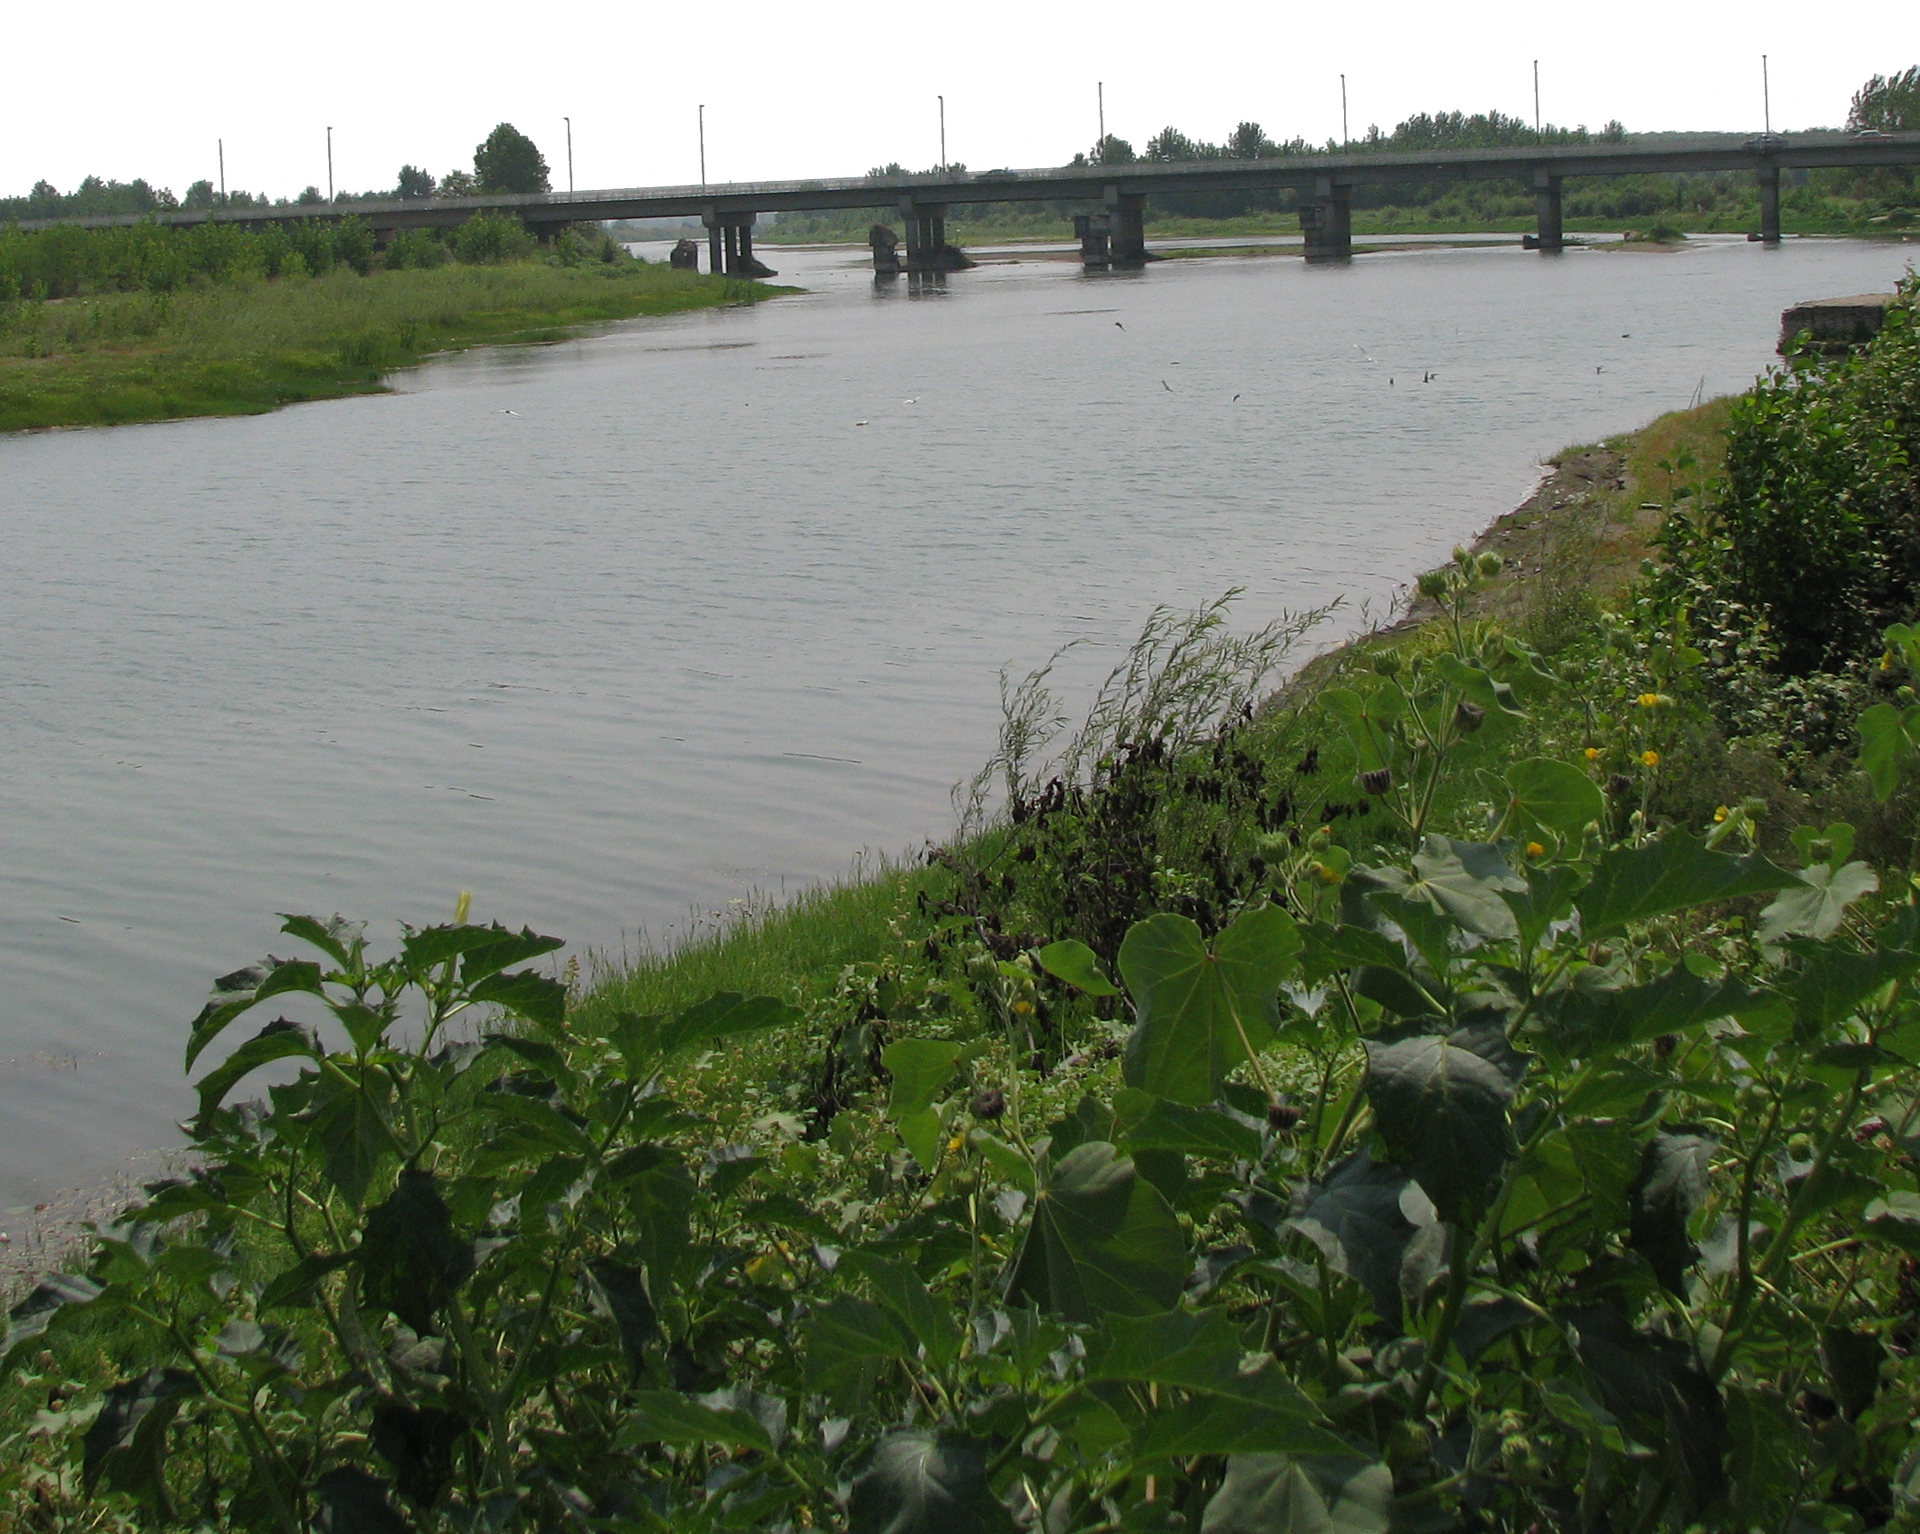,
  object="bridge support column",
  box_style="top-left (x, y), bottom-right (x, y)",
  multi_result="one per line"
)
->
top-left (1107, 192), bottom-right (1149, 264)
top-left (1529, 172), bottom-right (1563, 252)
top-left (1758, 165), bottom-right (1782, 245)
top-left (900, 201), bottom-right (965, 271)
top-left (1302, 178), bottom-right (1352, 261)
top-left (1074, 213), bottom-right (1111, 267)
top-left (703, 213), bottom-right (776, 277)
